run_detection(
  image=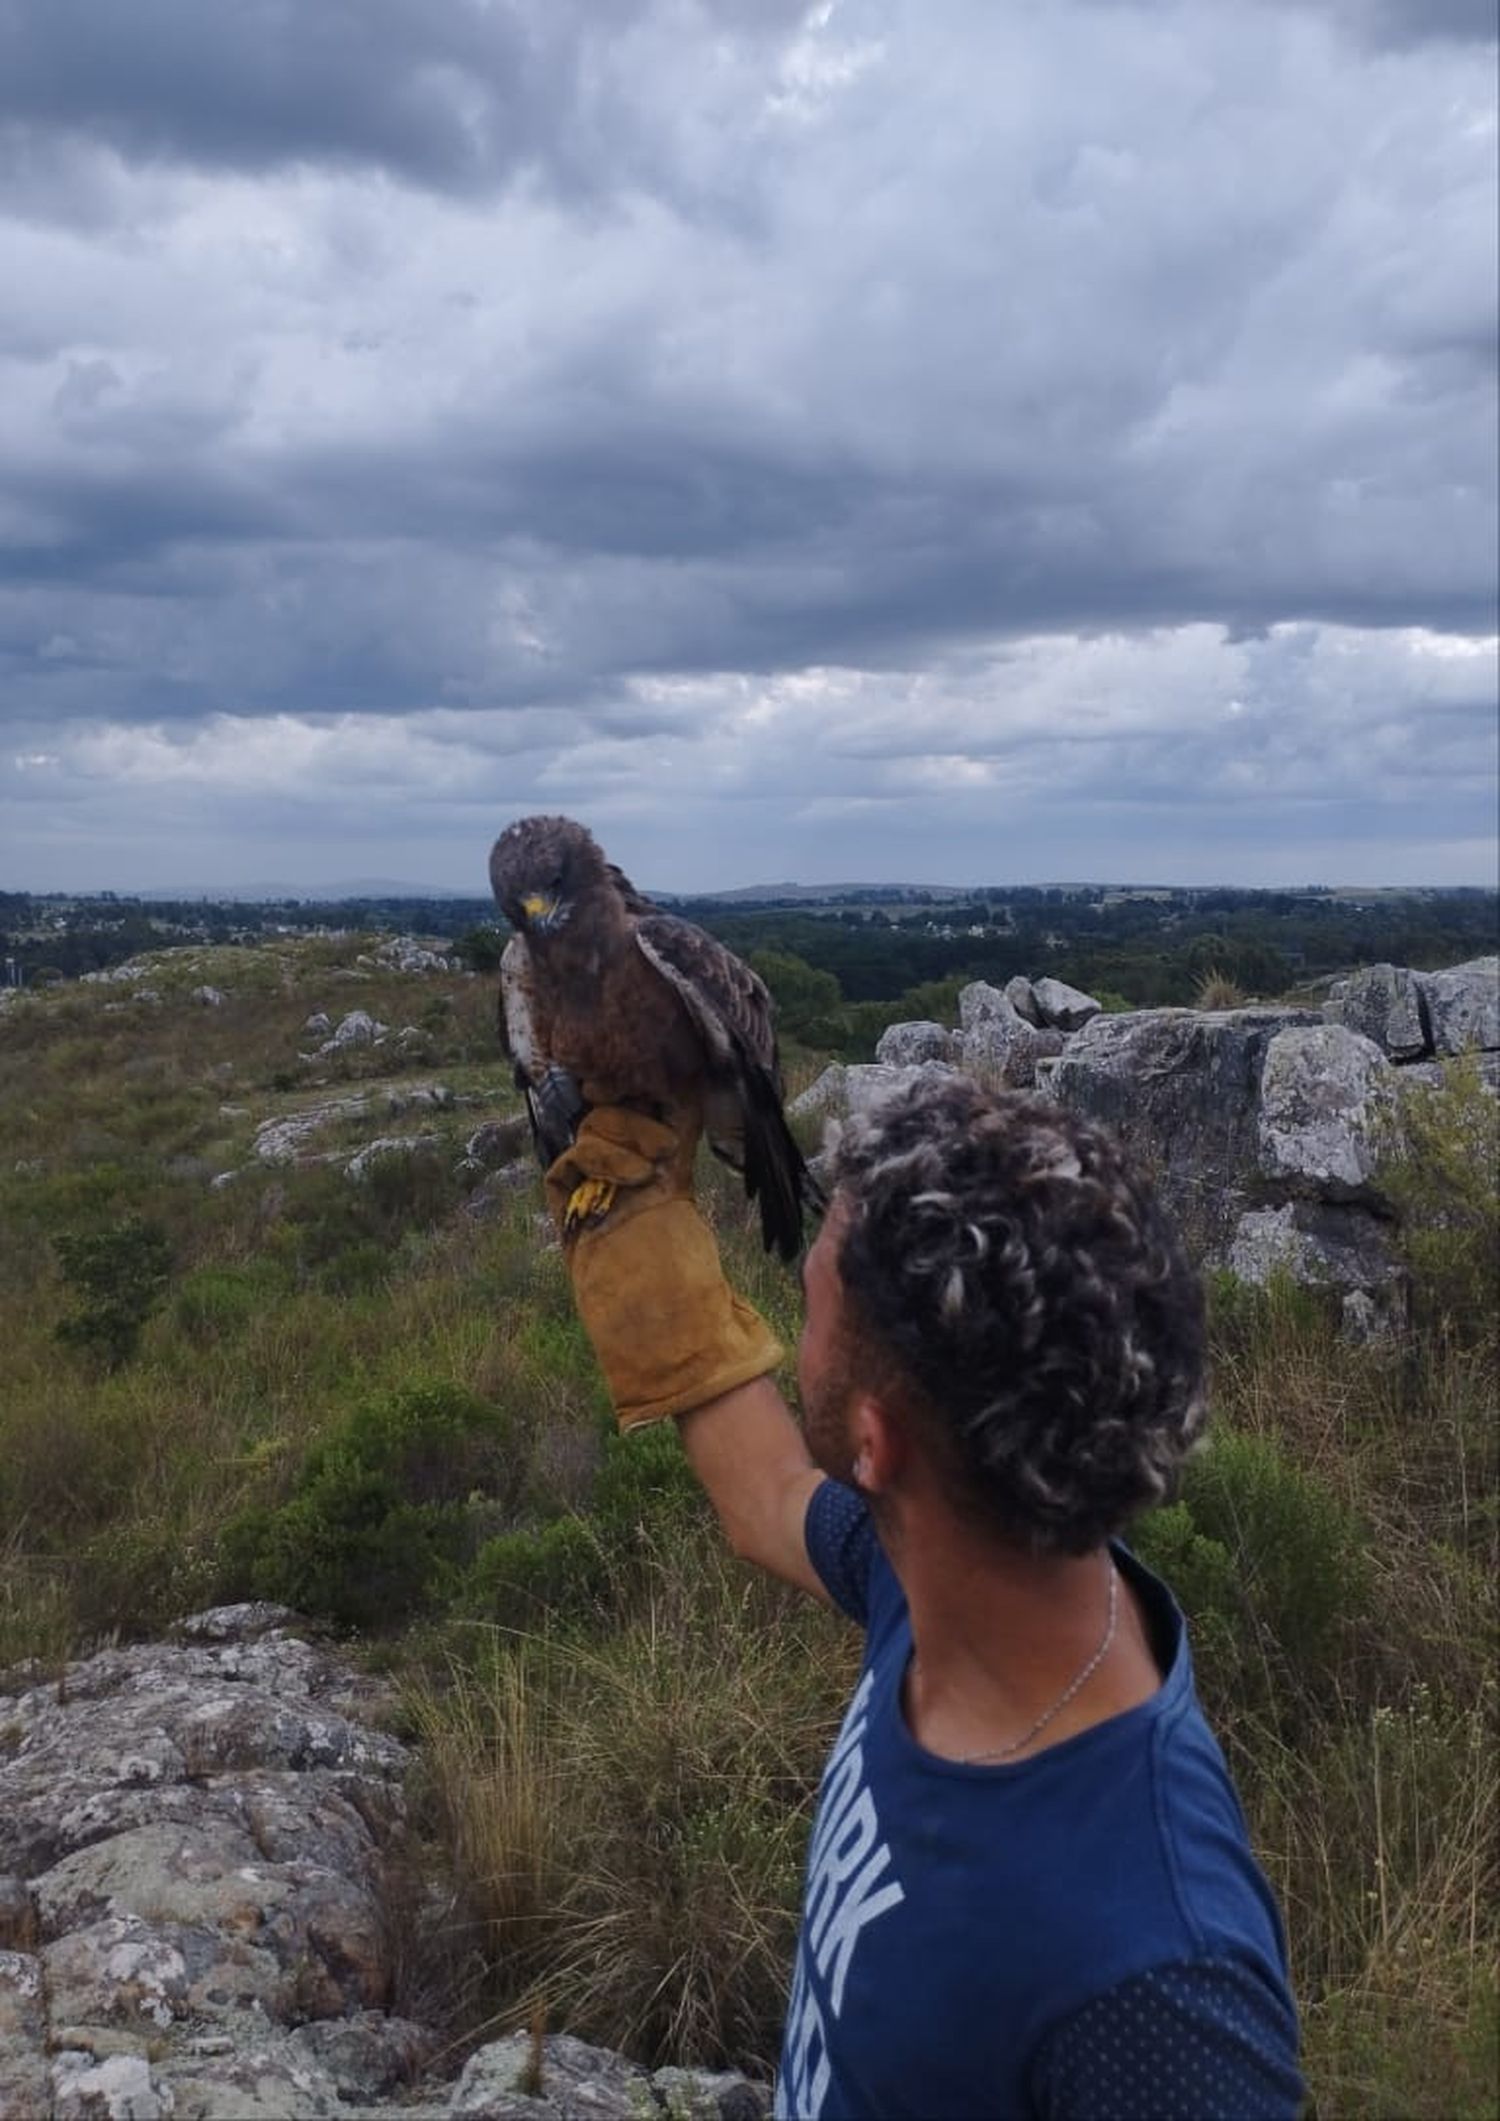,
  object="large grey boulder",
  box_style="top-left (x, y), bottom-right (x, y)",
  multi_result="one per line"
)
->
top-left (787, 1063), bottom-right (848, 1120)
top-left (318, 1009), bottom-right (387, 1054)
top-left (1228, 1200), bottom-right (1402, 1296)
top-left (1257, 1024), bottom-right (1394, 1199)
top-left (956, 1002), bottom-right (1041, 1088)
top-left (1030, 978), bottom-right (1101, 1033)
top-left (465, 1116), bottom-right (532, 1169)
top-left (874, 1020), bottom-right (953, 1067)
top-left (956, 981), bottom-right (1011, 1031)
top-left (1, 1611), bottom-right (772, 2120)
top-left (1416, 956), bottom-right (1499, 1056)
top-left (1051, 1007), bottom-right (1323, 1248)
top-left (1323, 963), bottom-right (1428, 1061)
